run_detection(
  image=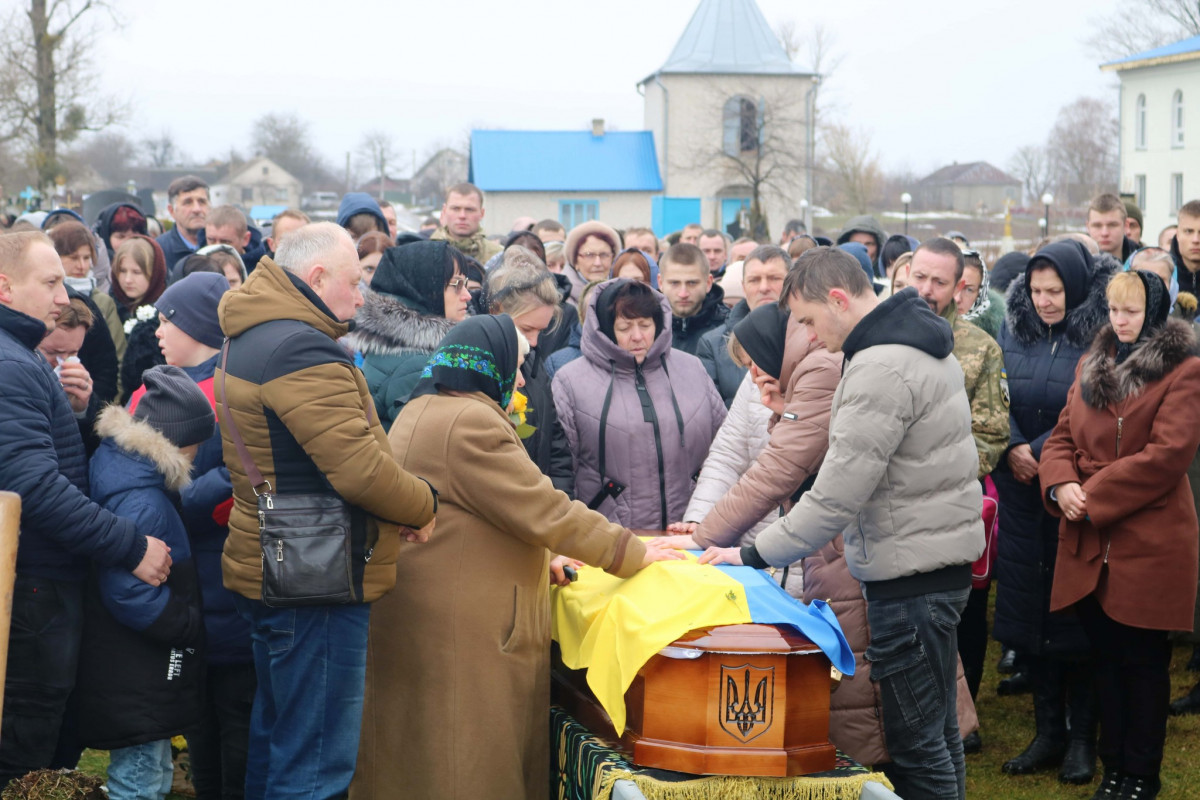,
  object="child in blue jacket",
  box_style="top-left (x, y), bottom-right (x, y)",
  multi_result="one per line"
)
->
top-left (75, 365), bottom-right (215, 800)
